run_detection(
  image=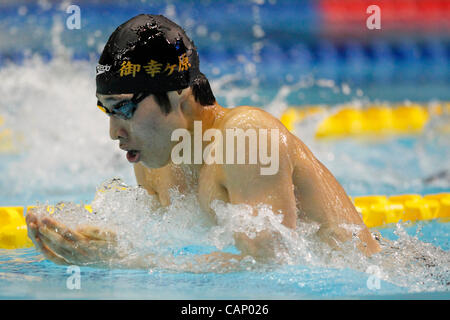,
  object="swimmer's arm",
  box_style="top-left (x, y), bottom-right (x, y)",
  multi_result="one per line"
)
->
top-left (197, 122), bottom-right (297, 261)
top-left (223, 166), bottom-right (298, 260)
top-left (292, 151), bottom-right (381, 255)
top-left (203, 132), bottom-right (298, 260)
